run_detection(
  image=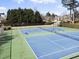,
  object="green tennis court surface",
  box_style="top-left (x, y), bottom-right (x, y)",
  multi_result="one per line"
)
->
top-left (20, 27), bottom-right (79, 59)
